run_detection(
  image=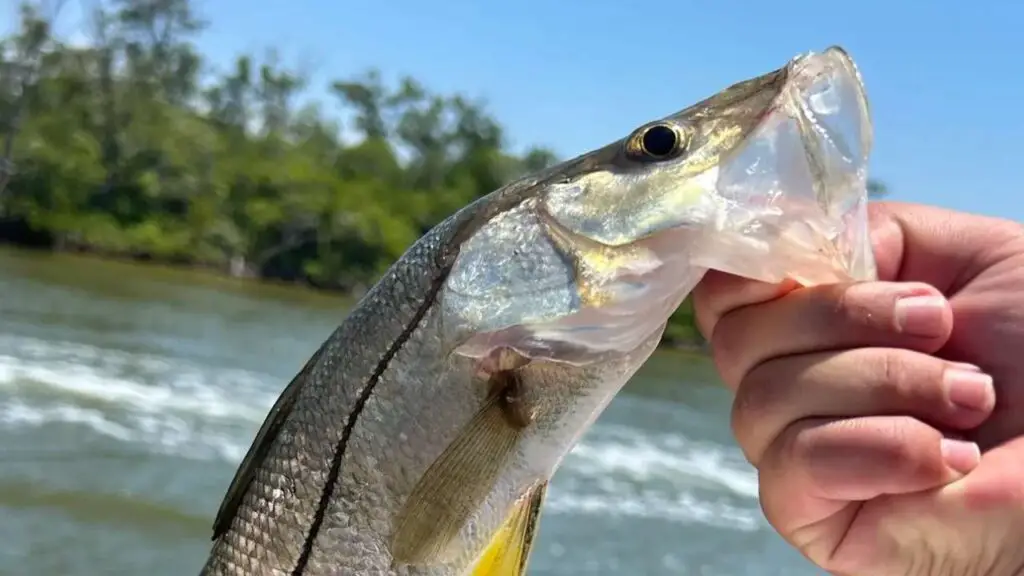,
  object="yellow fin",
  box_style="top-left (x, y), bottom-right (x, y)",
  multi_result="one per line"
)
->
top-left (470, 480), bottom-right (548, 576)
top-left (391, 388), bottom-right (524, 565)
